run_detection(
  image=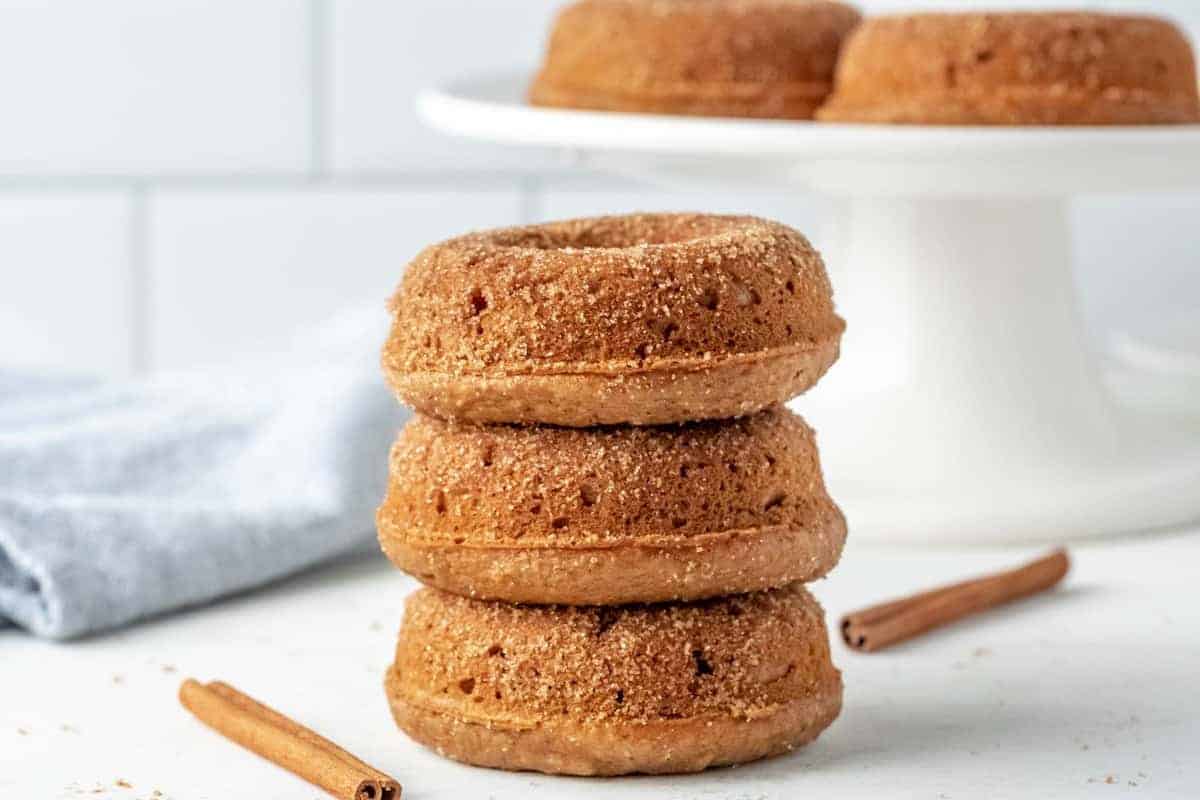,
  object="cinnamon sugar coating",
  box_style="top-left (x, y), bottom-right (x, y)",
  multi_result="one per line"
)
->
top-left (530, 0), bottom-right (862, 119)
top-left (818, 12), bottom-right (1200, 125)
top-left (386, 584), bottom-right (842, 774)
top-left (378, 408), bottom-right (845, 604)
top-left (383, 213), bottom-right (844, 426)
